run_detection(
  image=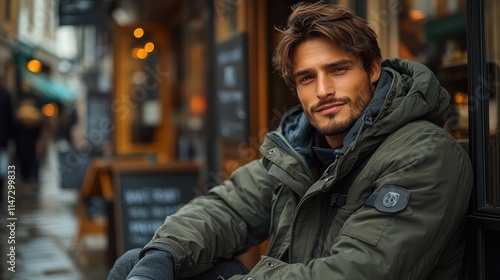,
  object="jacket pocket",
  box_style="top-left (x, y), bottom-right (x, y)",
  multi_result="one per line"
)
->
top-left (330, 203), bottom-right (362, 245)
top-left (339, 205), bottom-right (393, 246)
